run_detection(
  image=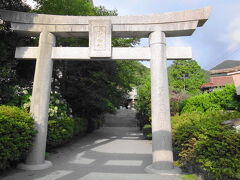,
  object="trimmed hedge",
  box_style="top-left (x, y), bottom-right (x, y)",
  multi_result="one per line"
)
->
top-left (143, 124), bottom-right (152, 140)
top-left (73, 117), bottom-right (88, 136)
top-left (47, 116), bottom-right (88, 150)
top-left (47, 116), bottom-right (75, 149)
top-left (181, 85), bottom-right (240, 113)
top-left (0, 105), bottom-right (36, 170)
top-left (172, 111), bottom-right (240, 180)
top-left (14, 91), bottom-right (90, 150)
